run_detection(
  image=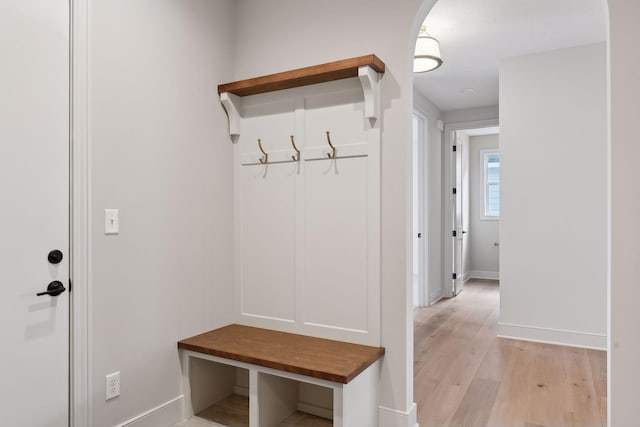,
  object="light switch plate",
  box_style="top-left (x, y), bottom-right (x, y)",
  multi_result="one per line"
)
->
top-left (104, 209), bottom-right (119, 235)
